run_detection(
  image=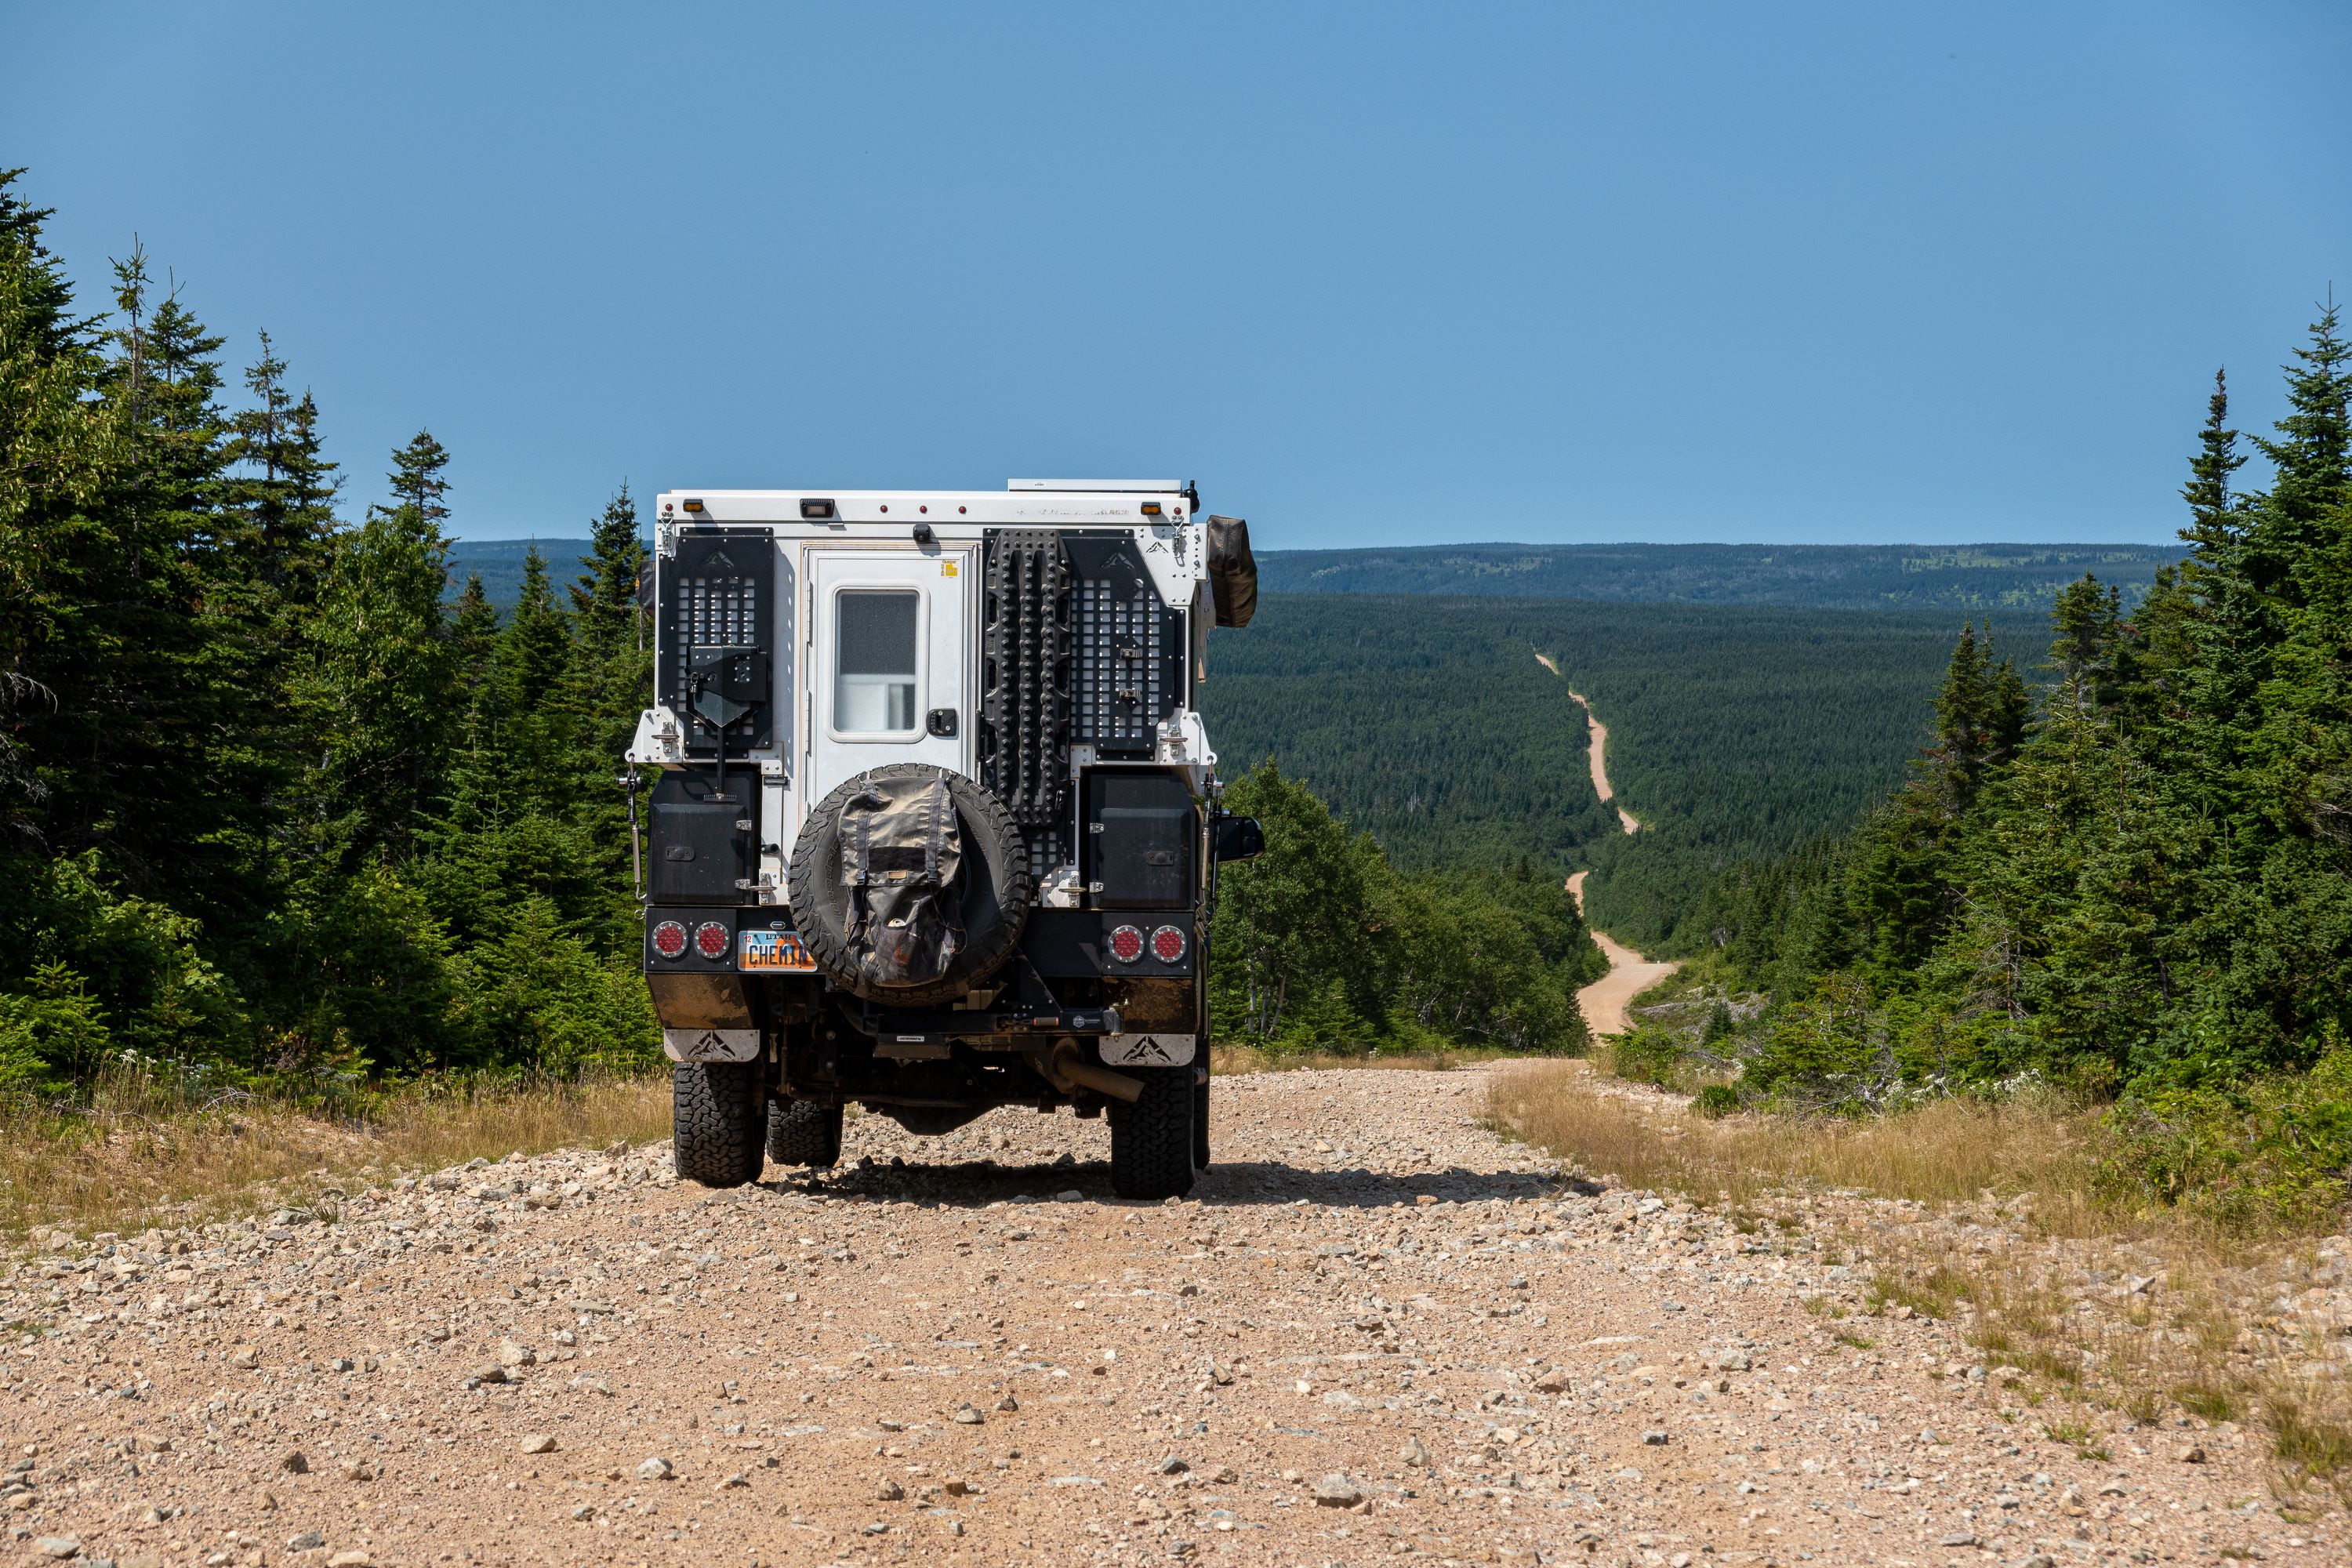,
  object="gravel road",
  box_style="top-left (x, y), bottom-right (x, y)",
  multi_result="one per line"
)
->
top-left (1564, 873), bottom-right (1679, 1040)
top-left (0, 1068), bottom-right (2333, 1568)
